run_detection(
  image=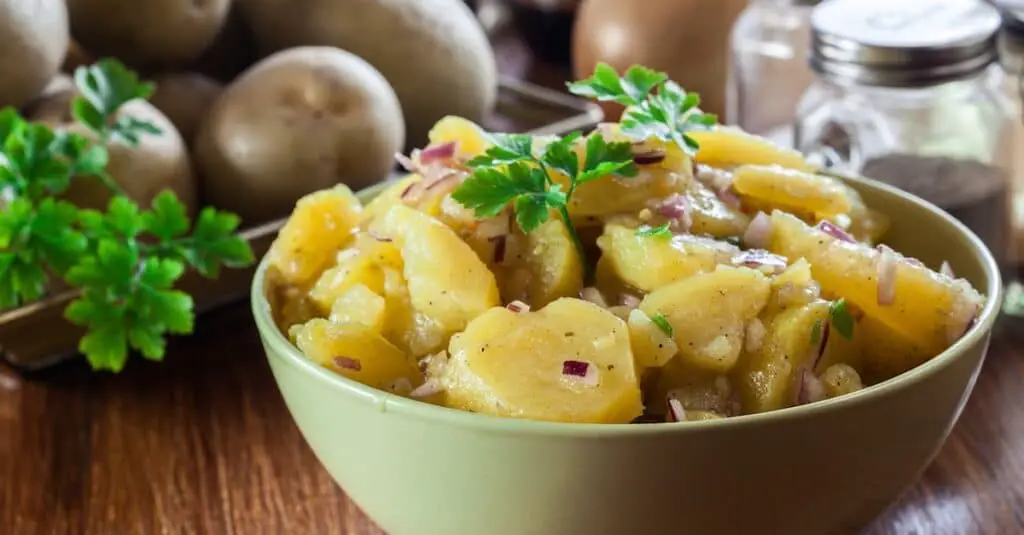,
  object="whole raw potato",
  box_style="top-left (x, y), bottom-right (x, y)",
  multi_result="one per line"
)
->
top-left (0, 0), bottom-right (68, 109)
top-left (240, 0), bottom-right (496, 148)
top-left (150, 73), bottom-right (223, 146)
top-left (66, 0), bottom-right (231, 66)
top-left (194, 46), bottom-right (405, 224)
